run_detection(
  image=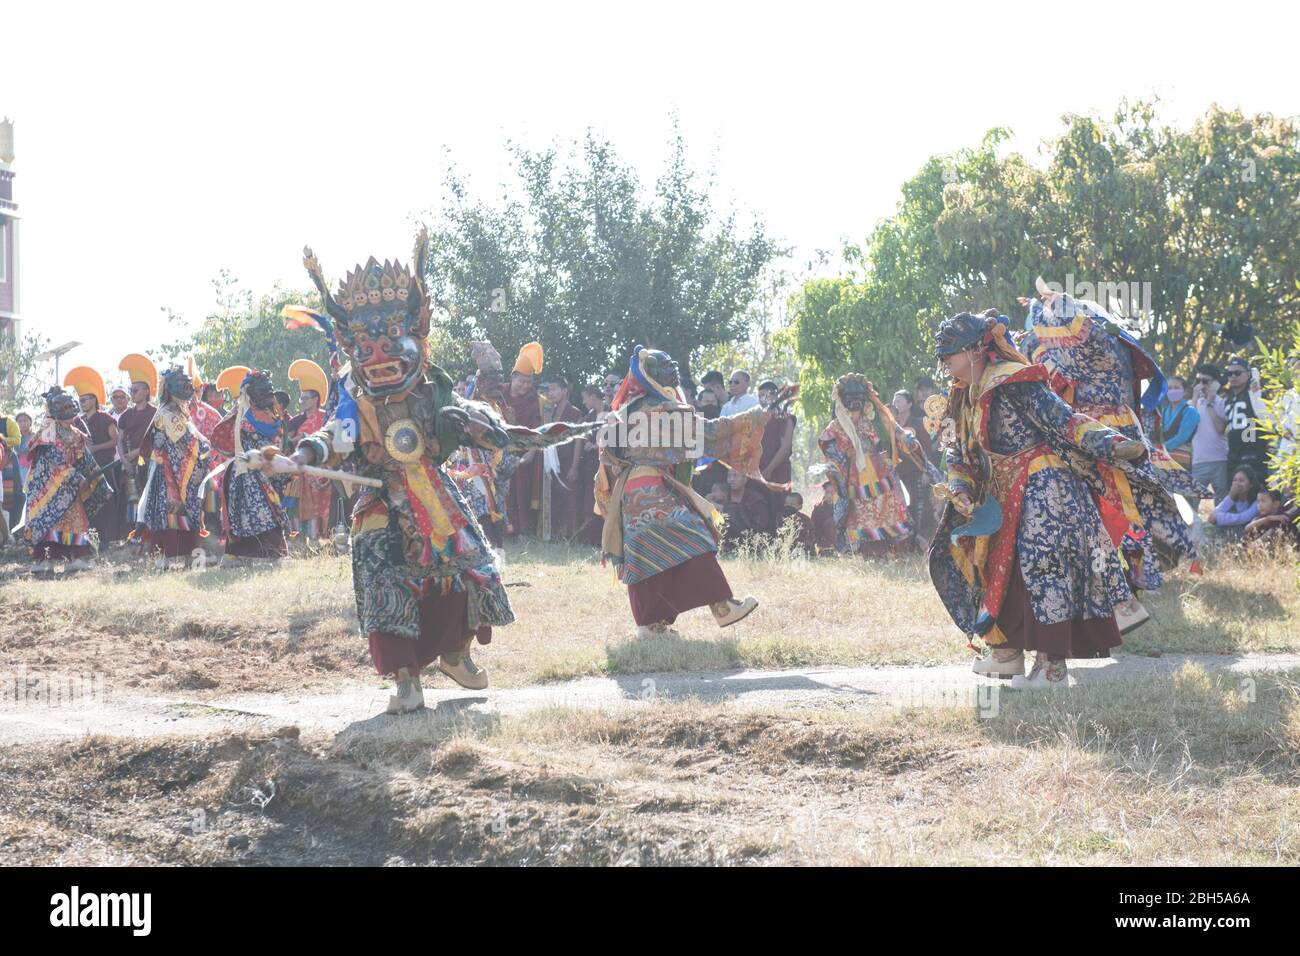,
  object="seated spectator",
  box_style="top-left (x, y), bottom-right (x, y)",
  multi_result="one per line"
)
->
top-left (1243, 490), bottom-right (1300, 549)
top-left (810, 479), bottom-right (838, 555)
top-left (777, 491), bottom-right (817, 555)
top-left (714, 468), bottom-right (773, 549)
top-left (1205, 466), bottom-right (1261, 543)
top-left (707, 483), bottom-right (744, 552)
